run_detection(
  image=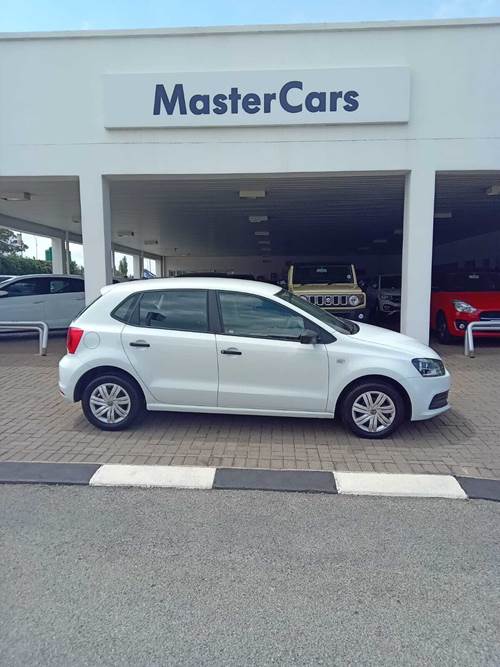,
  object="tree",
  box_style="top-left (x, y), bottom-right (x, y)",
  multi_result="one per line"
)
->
top-left (0, 228), bottom-right (28, 255)
top-left (69, 260), bottom-right (84, 275)
top-left (118, 256), bottom-right (129, 278)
